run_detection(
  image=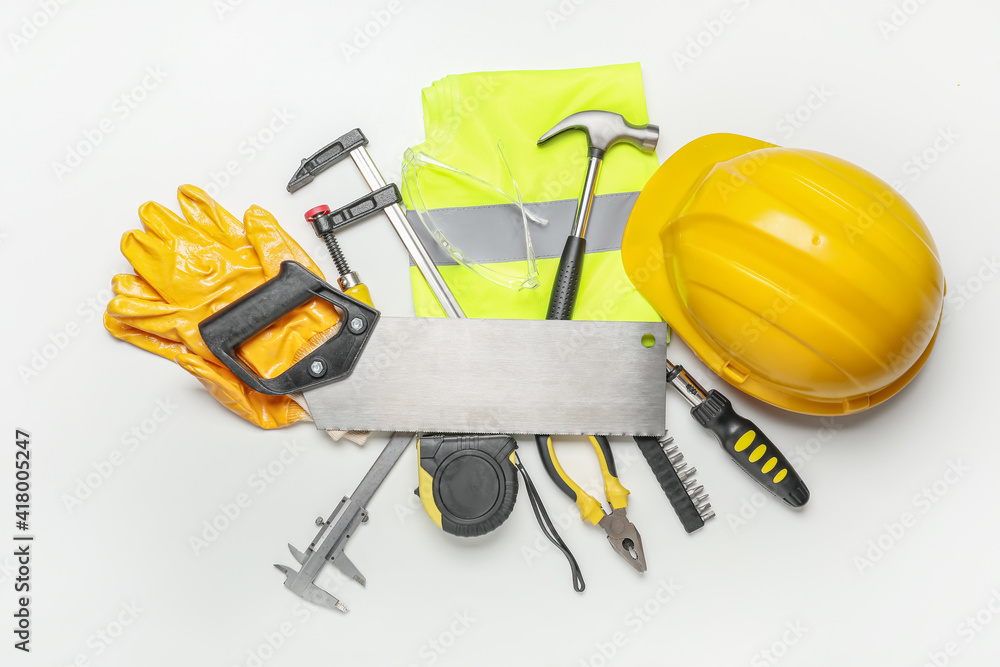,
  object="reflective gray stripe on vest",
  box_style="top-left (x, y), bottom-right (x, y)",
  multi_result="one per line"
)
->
top-left (405, 192), bottom-right (640, 266)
